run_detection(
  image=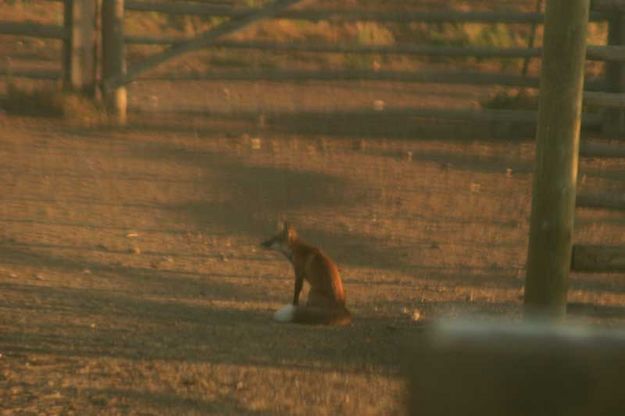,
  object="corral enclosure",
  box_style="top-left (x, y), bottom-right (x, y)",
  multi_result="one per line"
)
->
top-left (2, 0), bottom-right (625, 415)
